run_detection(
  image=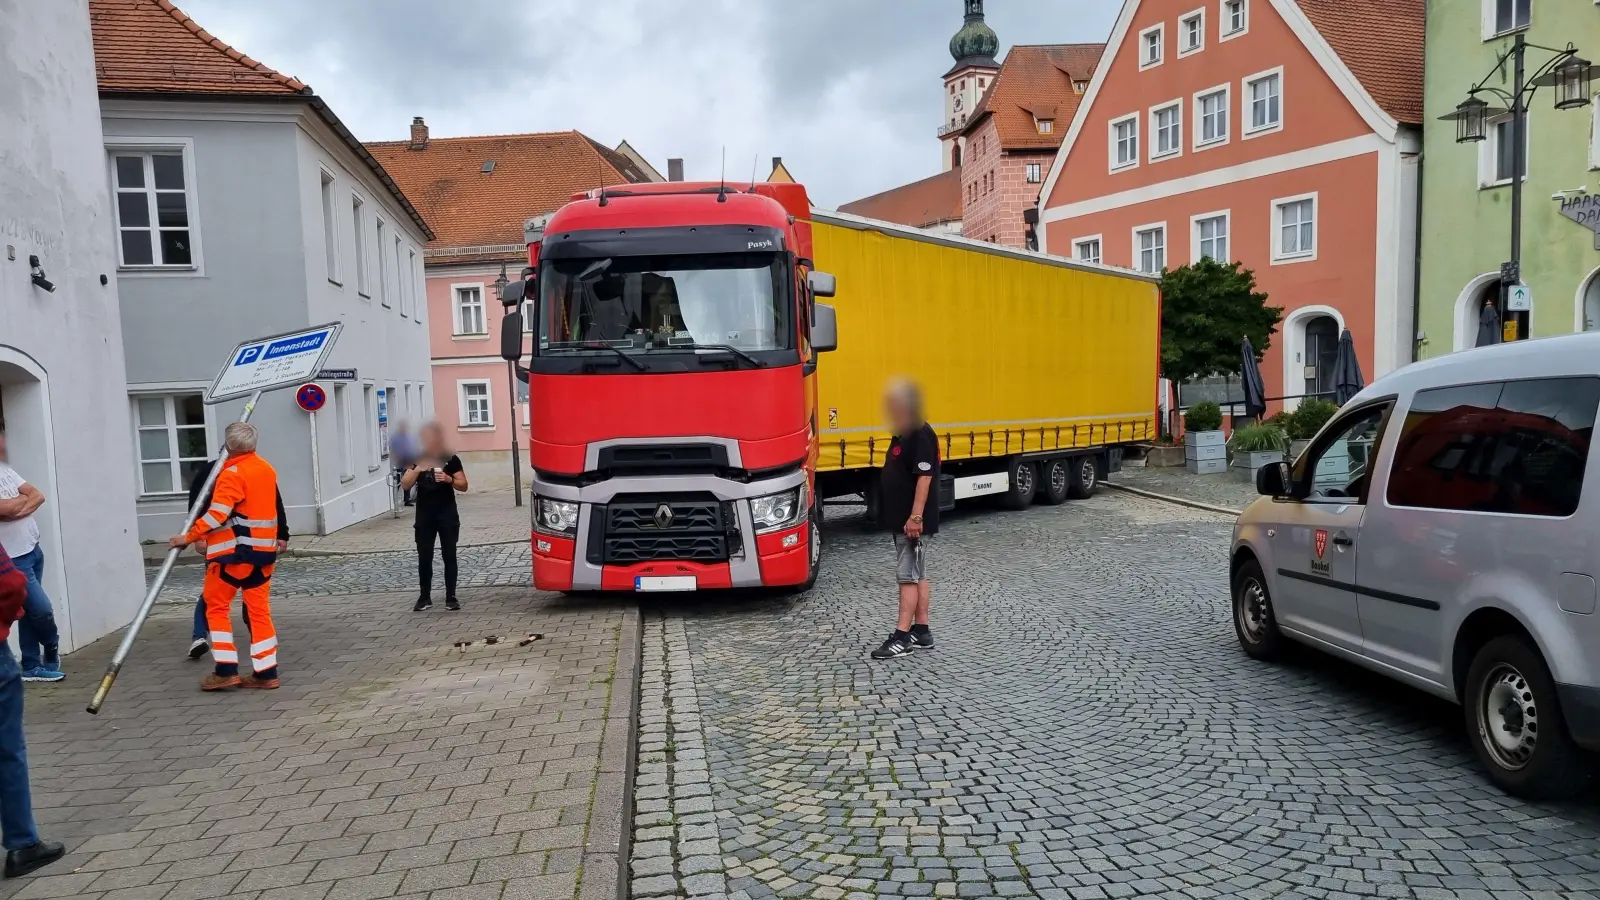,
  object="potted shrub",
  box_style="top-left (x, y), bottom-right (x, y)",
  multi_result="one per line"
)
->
top-left (1183, 401), bottom-right (1226, 475)
top-left (1229, 423), bottom-right (1289, 482)
top-left (1286, 399), bottom-right (1338, 458)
